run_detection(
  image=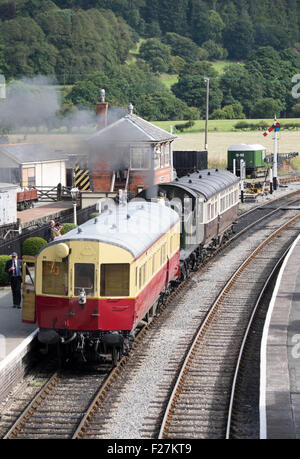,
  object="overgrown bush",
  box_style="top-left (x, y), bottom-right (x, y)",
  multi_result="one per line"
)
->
top-left (0, 255), bottom-right (10, 285)
top-left (22, 237), bottom-right (47, 256)
top-left (174, 120), bottom-right (195, 132)
top-left (234, 121), bottom-right (300, 131)
top-left (60, 223), bottom-right (77, 235)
